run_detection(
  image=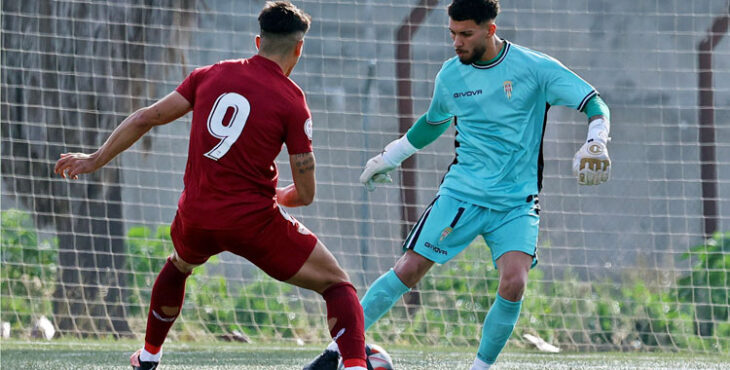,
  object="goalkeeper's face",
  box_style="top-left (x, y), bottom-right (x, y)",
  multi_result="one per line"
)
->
top-left (449, 18), bottom-right (492, 65)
